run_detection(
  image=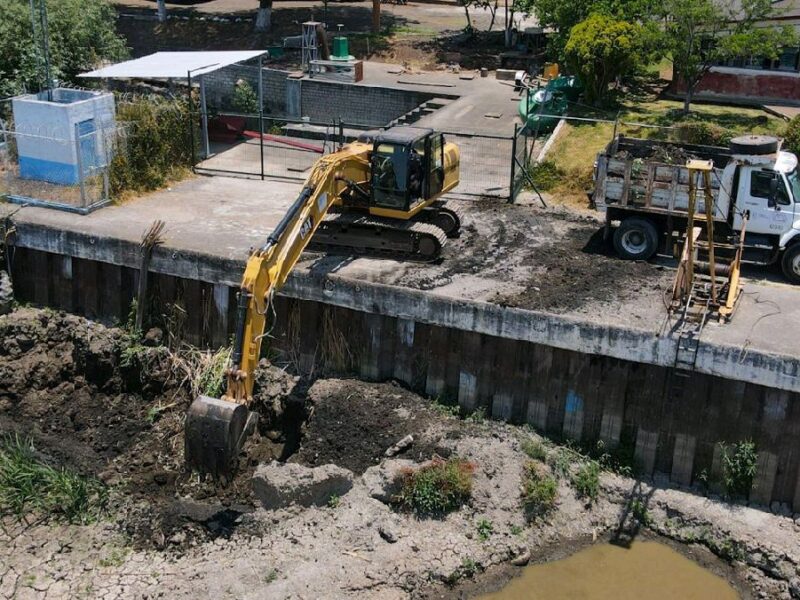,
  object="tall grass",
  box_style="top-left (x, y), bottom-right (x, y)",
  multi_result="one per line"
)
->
top-left (0, 435), bottom-right (108, 524)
